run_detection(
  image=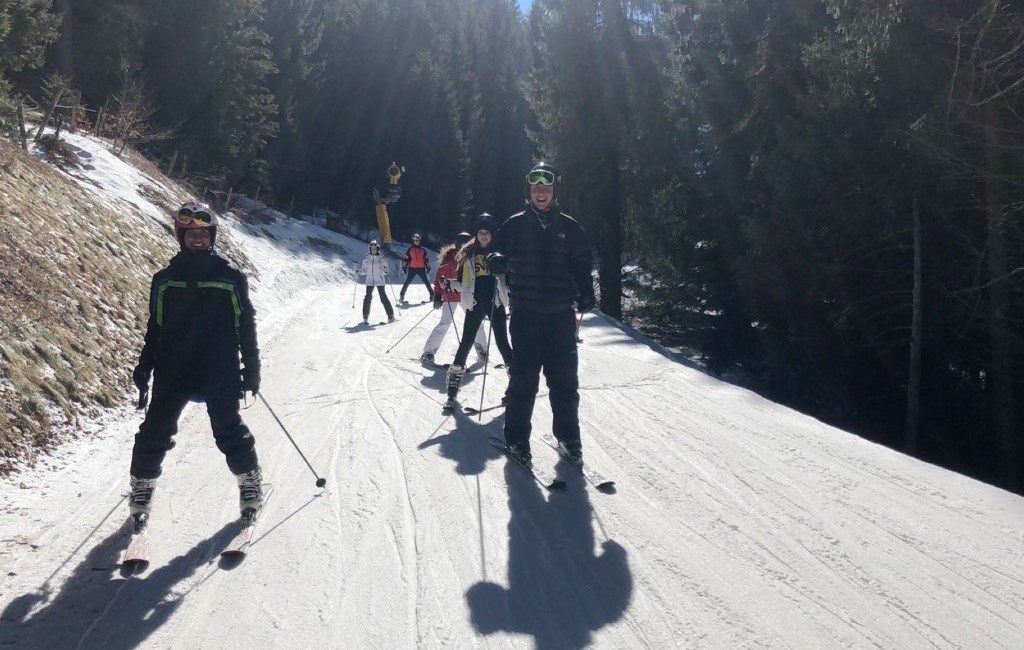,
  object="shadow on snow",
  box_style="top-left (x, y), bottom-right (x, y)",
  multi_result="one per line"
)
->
top-left (1, 521), bottom-right (238, 649)
top-left (466, 461), bottom-right (632, 650)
